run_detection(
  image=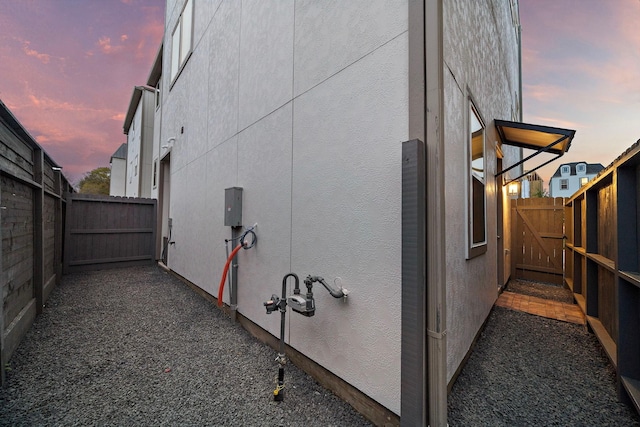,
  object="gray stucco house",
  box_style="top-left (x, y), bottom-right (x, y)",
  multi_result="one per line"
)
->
top-left (138, 1), bottom-right (577, 424)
